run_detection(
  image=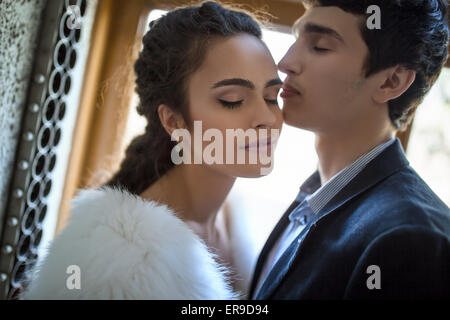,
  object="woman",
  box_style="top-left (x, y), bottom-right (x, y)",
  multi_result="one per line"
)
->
top-left (22, 1), bottom-right (283, 299)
